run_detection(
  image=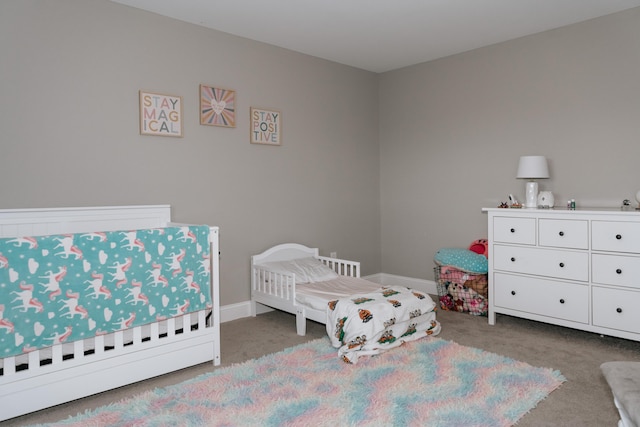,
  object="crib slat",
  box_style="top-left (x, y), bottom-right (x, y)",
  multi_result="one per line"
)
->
top-left (167, 318), bottom-right (175, 337)
top-left (133, 325), bottom-right (142, 344)
top-left (52, 345), bottom-right (62, 365)
top-left (28, 351), bottom-right (39, 369)
top-left (198, 310), bottom-right (206, 328)
top-left (181, 314), bottom-right (190, 334)
top-left (150, 321), bottom-right (159, 341)
top-left (114, 330), bottom-right (124, 349)
top-left (74, 340), bottom-right (84, 362)
top-left (94, 334), bottom-right (104, 354)
top-left (4, 356), bottom-right (16, 375)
